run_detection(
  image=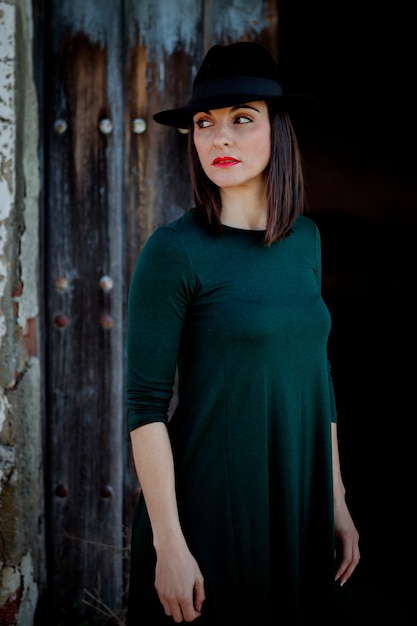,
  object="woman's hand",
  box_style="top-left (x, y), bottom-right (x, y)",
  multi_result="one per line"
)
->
top-left (155, 537), bottom-right (205, 622)
top-left (331, 423), bottom-right (360, 586)
top-left (130, 423), bottom-right (206, 620)
top-left (333, 499), bottom-right (360, 586)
